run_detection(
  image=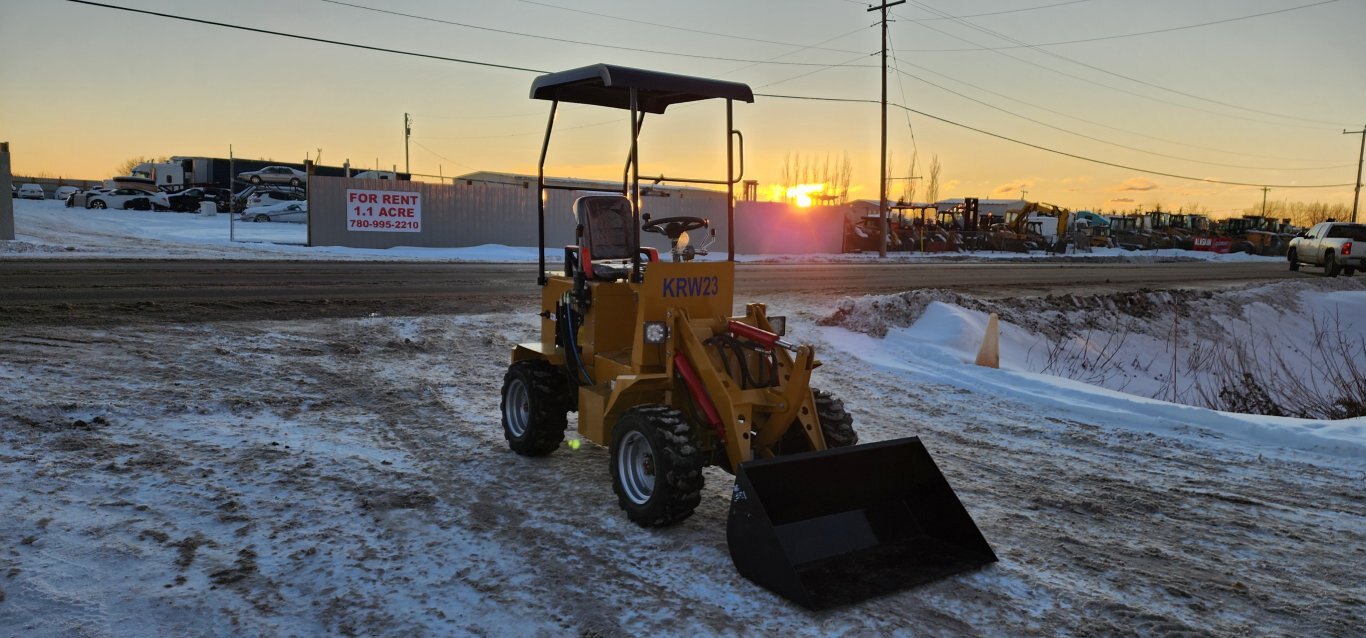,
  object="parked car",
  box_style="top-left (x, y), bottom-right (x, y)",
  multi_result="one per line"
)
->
top-left (10, 185), bottom-right (15, 198)
top-left (245, 189), bottom-right (306, 208)
top-left (53, 186), bottom-right (81, 202)
top-left (85, 188), bottom-right (170, 210)
top-left (237, 166), bottom-right (307, 187)
top-left (68, 187), bottom-right (109, 208)
top-left (1288, 221), bottom-right (1366, 277)
top-left (167, 187), bottom-right (232, 212)
top-left (17, 184), bottom-right (46, 200)
top-left (239, 201), bottom-right (307, 223)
